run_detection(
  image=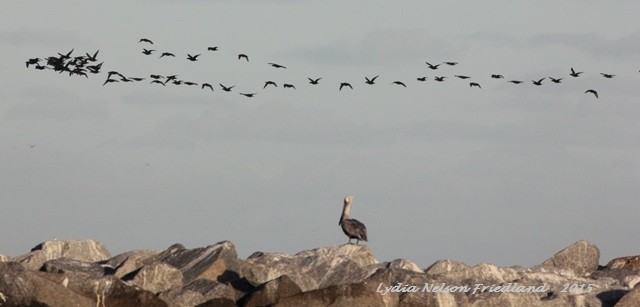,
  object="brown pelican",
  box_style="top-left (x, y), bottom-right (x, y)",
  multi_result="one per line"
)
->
top-left (570, 67), bottom-right (583, 77)
top-left (532, 78), bottom-right (545, 86)
top-left (240, 93), bottom-right (257, 97)
top-left (585, 89), bottom-right (599, 98)
top-left (26, 58), bottom-right (40, 68)
top-left (470, 82), bottom-right (481, 88)
top-left (434, 76), bottom-right (447, 82)
top-left (187, 54), bottom-right (200, 61)
top-left (444, 61), bottom-right (458, 66)
top-left (549, 77), bottom-right (563, 83)
top-left (160, 52), bottom-right (175, 58)
top-left (268, 62), bottom-right (286, 69)
top-left (238, 54), bottom-right (249, 61)
top-left (339, 195), bottom-right (368, 245)
top-left (283, 83), bottom-right (296, 89)
top-left (417, 77), bottom-right (427, 82)
top-left (208, 46), bottom-right (218, 51)
top-left (365, 76), bottom-right (378, 85)
top-left (142, 48), bottom-right (155, 55)
top-left (392, 81), bottom-right (406, 87)
top-left (139, 38), bottom-right (153, 44)
top-left (150, 80), bottom-right (165, 86)
top-left (85, 50), bottom-right (99, 61)
top-left (508, 80), bottom-right (523, 84)
top-left (308, 77), bottom-right (322, 84)
top-left (220, 84), bottom-right (235, 92)
top-left (426, 62), bottom-right (441, 70)
top-left (454, 75), bottom-right (470, 79)
top-left (491, 74), bottom-right (504, 79)
top-left (264, 81), bottom-right (277, 88)
top-left (600, 73), bottom-right (615, 79)
top-left (202, 83), bottom-right (214, 91)
top-left (339, 82), bottom-right (353, 90)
